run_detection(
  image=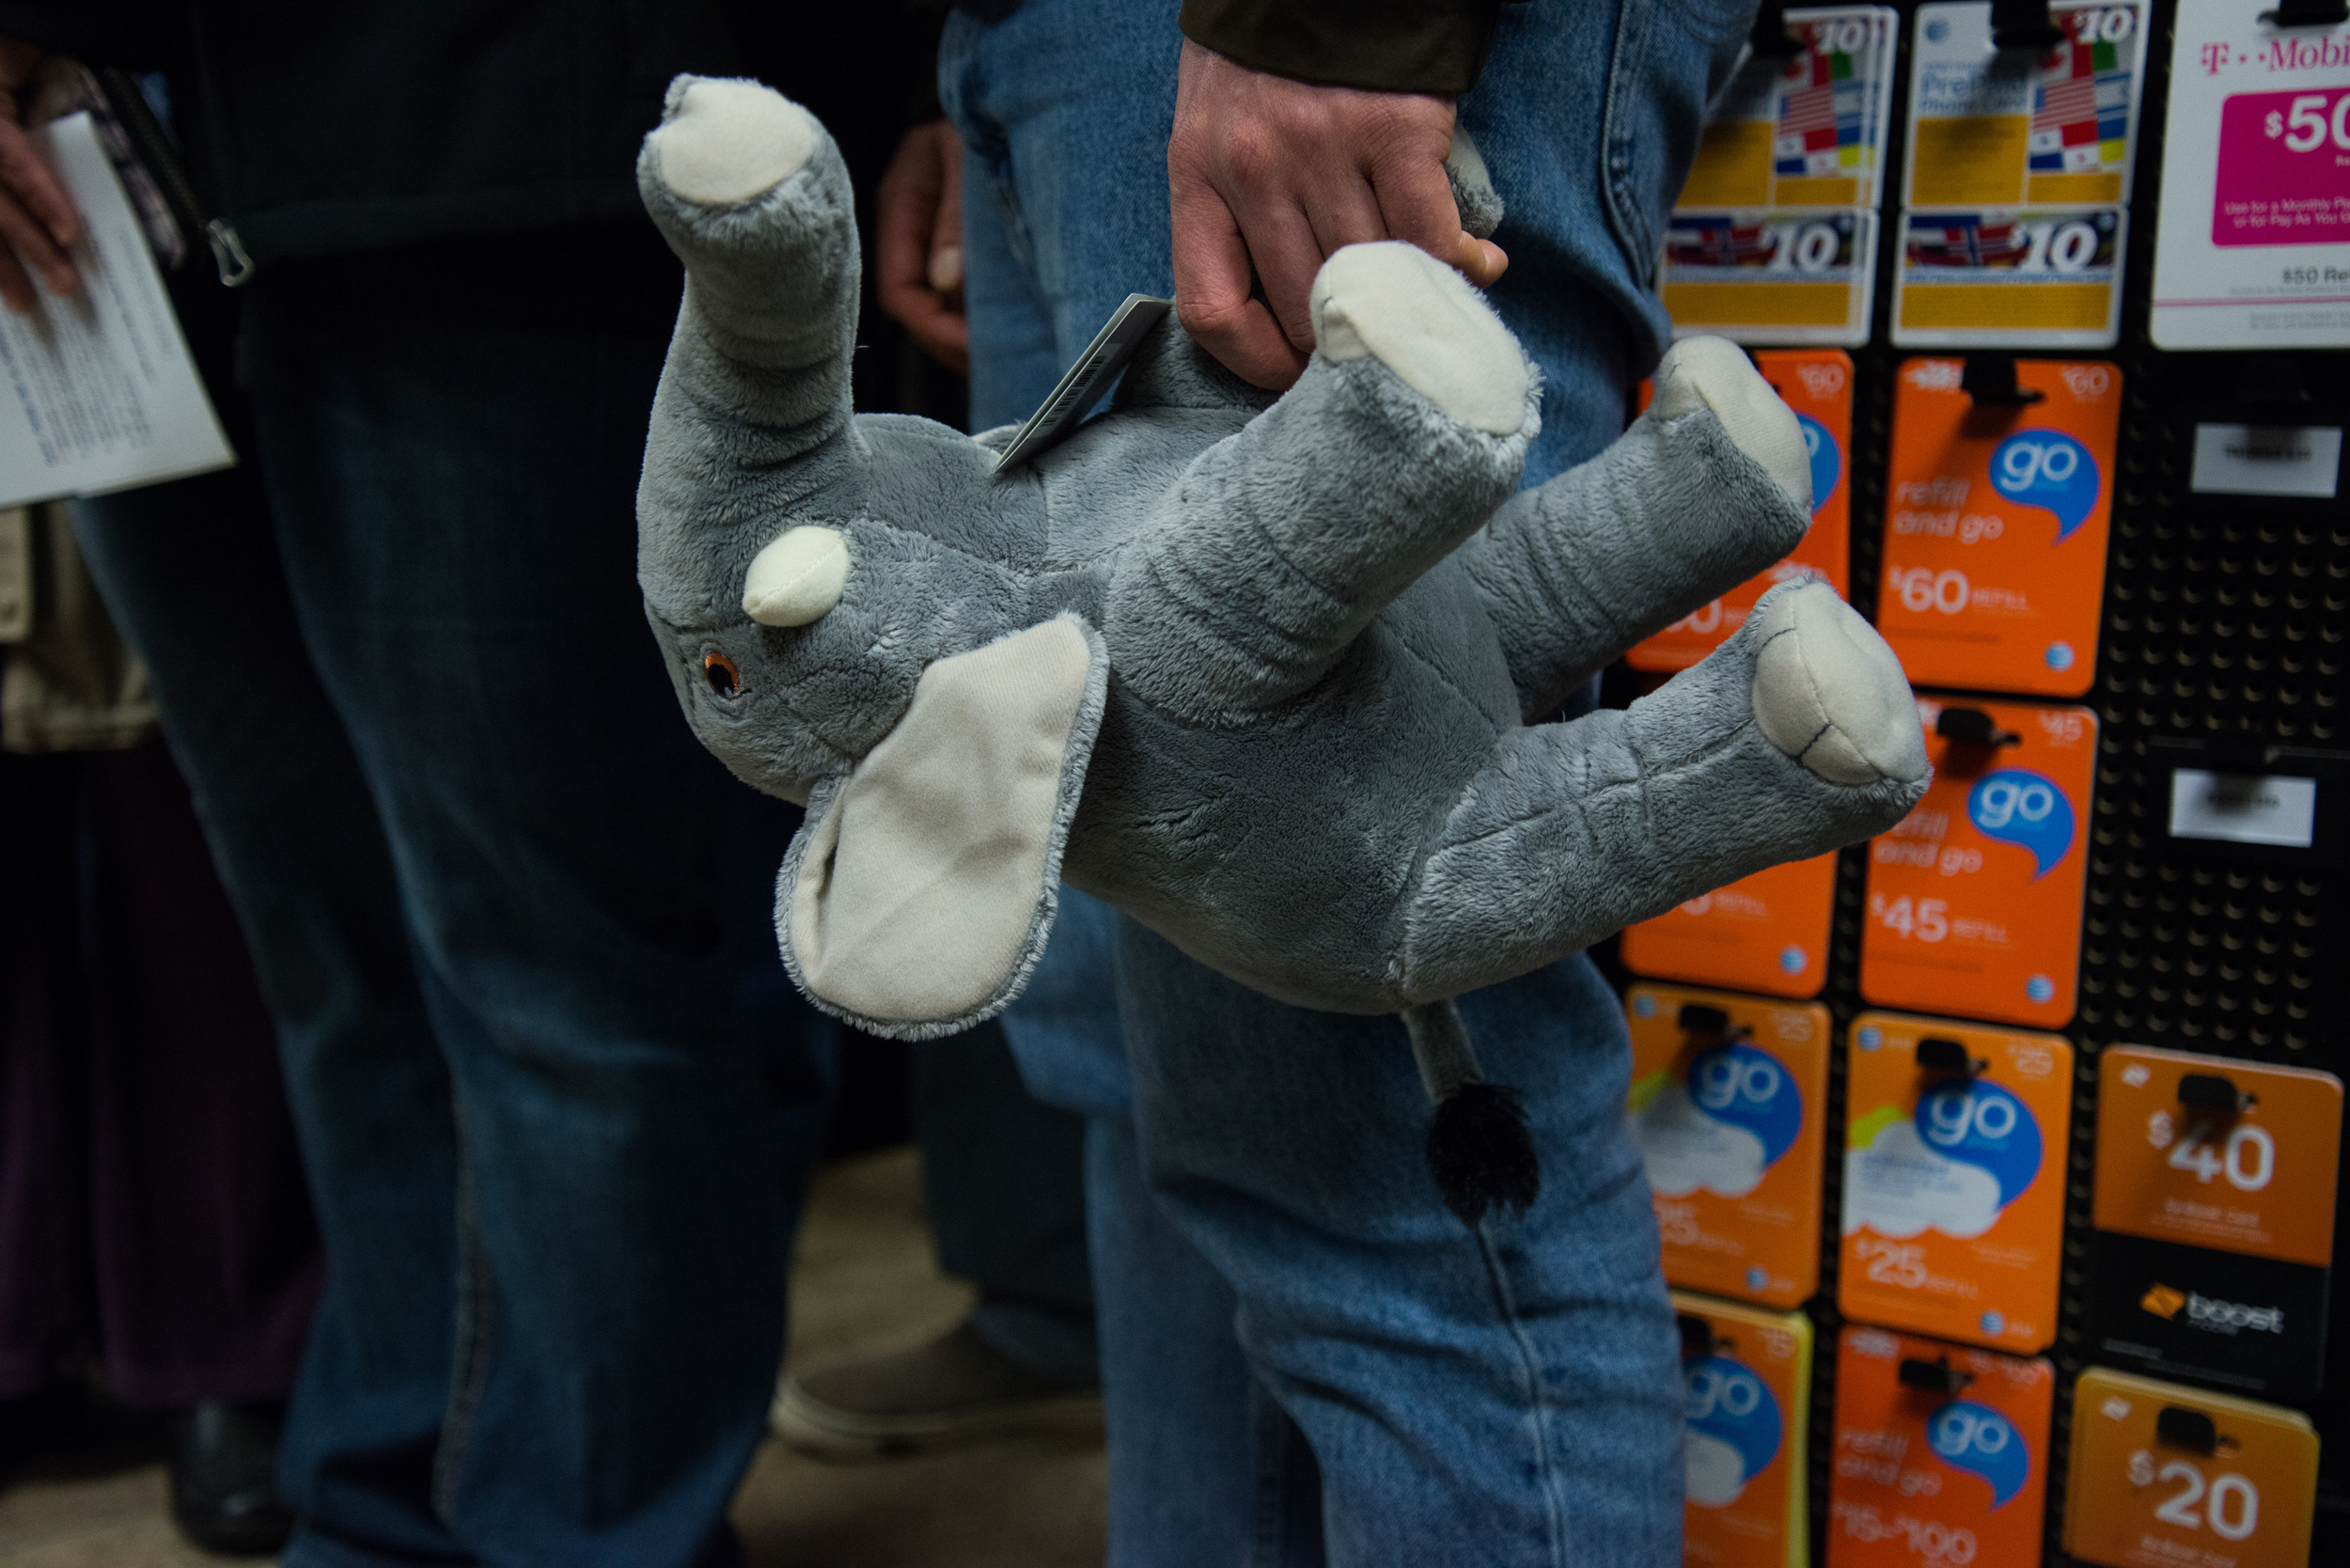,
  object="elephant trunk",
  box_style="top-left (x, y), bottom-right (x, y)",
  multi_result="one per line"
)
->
top-left (636, 77), bottom-right (861, 624)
